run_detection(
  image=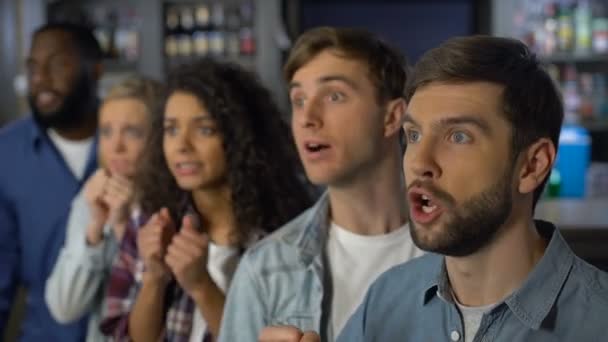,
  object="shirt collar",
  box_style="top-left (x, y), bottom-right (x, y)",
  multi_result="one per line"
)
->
top-left (422, 253), bottom-right (448, 305)
top-left (421, 220), bottom-right (574, 331)
top-left (28, 118), bottom-right (45, 148)
top-left (282, 191), bottom-right (330, 266)
top-left (504, 220), bottom-right (574, 330)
